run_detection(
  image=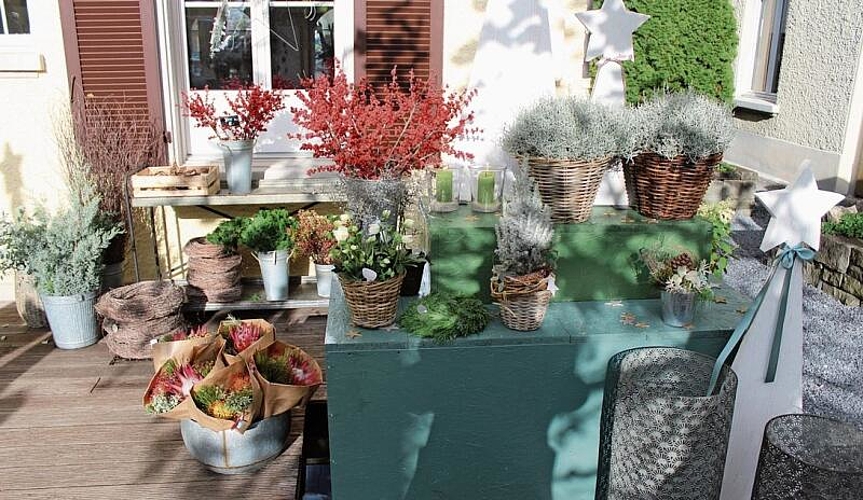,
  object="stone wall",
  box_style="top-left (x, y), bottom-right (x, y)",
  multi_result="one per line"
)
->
top-left (804, 234), bottom-right (863, 307)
